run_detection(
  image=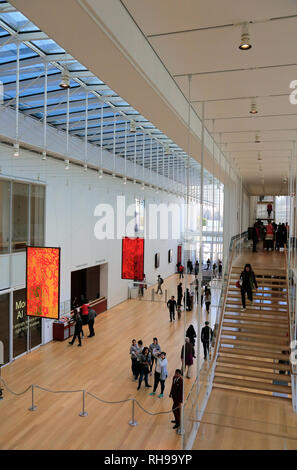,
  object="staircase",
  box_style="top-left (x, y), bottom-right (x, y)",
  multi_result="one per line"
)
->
top-left (213, 265), bottom-right (291, 399)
